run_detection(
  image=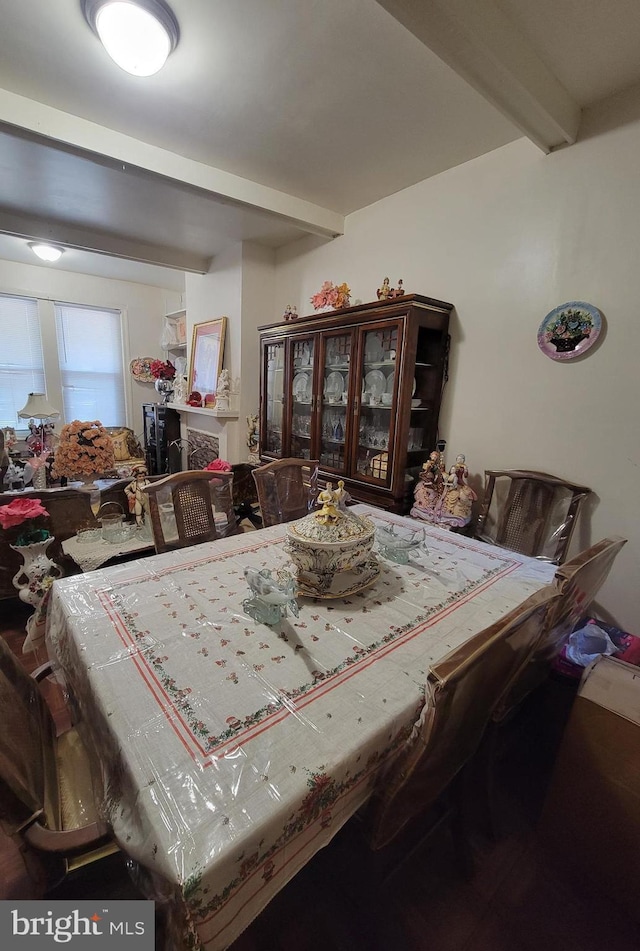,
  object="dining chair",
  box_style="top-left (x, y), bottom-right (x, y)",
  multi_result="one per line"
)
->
top-left (252, 457), bottom-right (319, 527)
top-left (0, 635), bottom-right (116, 894)
top-left (474, 470), bottom-right (591, 564)
top-left (143, 469), bottom-right (238, 553)
top-left (231, 462), bottom-right (262, 529)
top-left (474, 535), bottom-right (628, 838)
top-left (364, 585), bottom-right (562, 854)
